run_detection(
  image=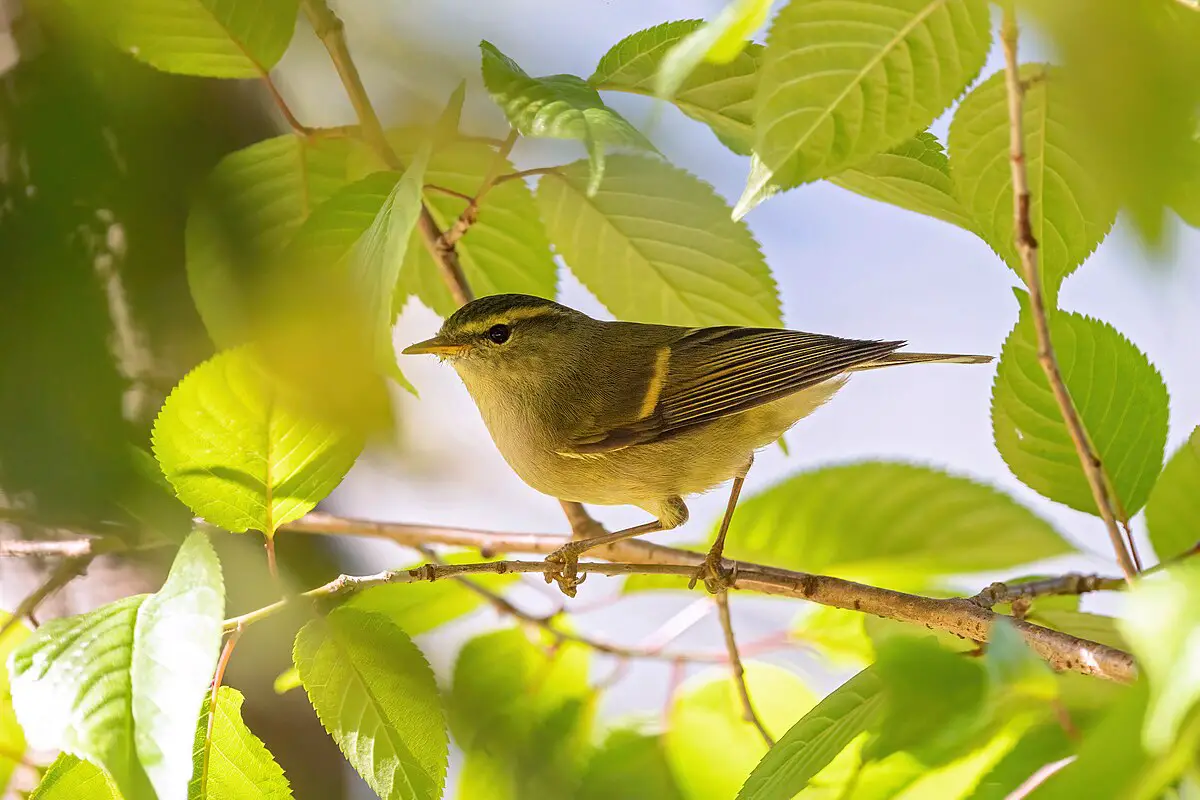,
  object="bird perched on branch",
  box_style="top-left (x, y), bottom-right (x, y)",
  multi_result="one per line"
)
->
top-left (404, 294), bottom-right (992, 596)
